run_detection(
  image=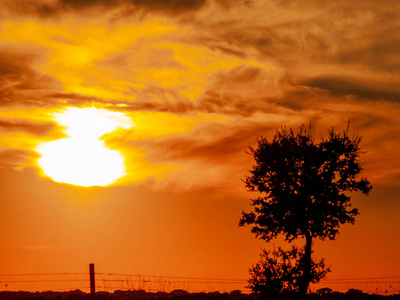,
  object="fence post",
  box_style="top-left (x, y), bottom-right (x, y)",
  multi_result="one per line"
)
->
top-left (89, 263), bottom-right (95, 295)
